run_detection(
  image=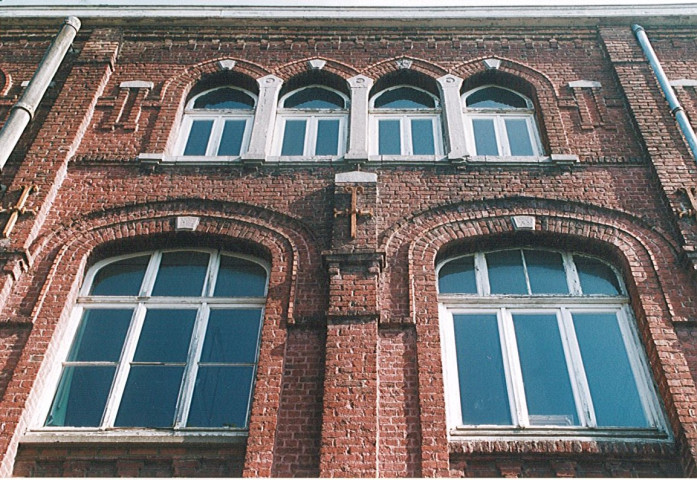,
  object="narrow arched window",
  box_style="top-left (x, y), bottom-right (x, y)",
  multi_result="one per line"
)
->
top-left (178, 87), bottom-right (256, 158)
top-left (275, 86), bottom-right (348, 158)
top-left (370, 85), bottom-right (443, 157)
top-left (437, 249), bottom-right (666, 437)
top-left (44, 249), bottom-right (268, 430)
top-left (462, 86), bottom-right (542, 157)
